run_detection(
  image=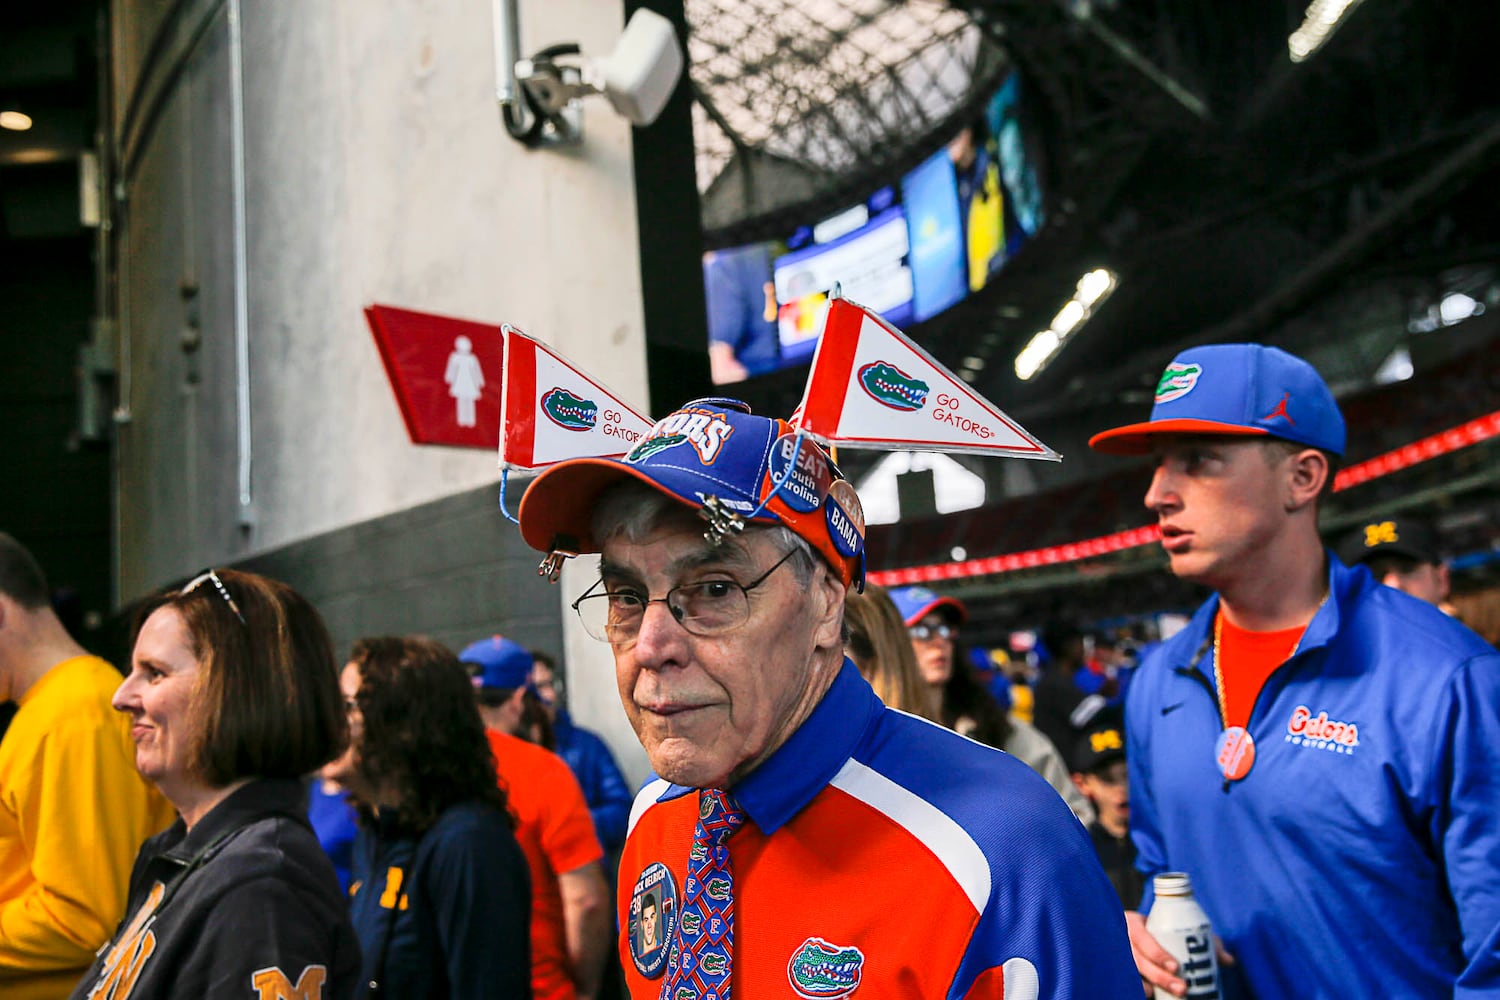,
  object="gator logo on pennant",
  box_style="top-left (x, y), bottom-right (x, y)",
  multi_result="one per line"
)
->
top-left (858, 361), bottom-right (929, 412)
top-left (787, 937), bottom-right (865, 999)
top-left (1155, 362), bottom-right (1203, 403)
top-left (539, 387), bottom-right (598, 431)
